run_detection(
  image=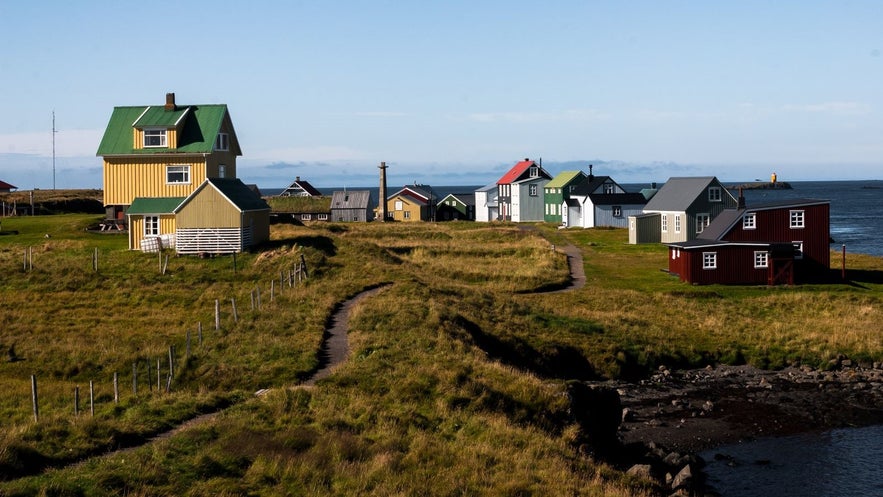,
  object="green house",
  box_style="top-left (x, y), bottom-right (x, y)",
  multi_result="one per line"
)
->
top-left (543, 170), bottom-right (586, 223)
